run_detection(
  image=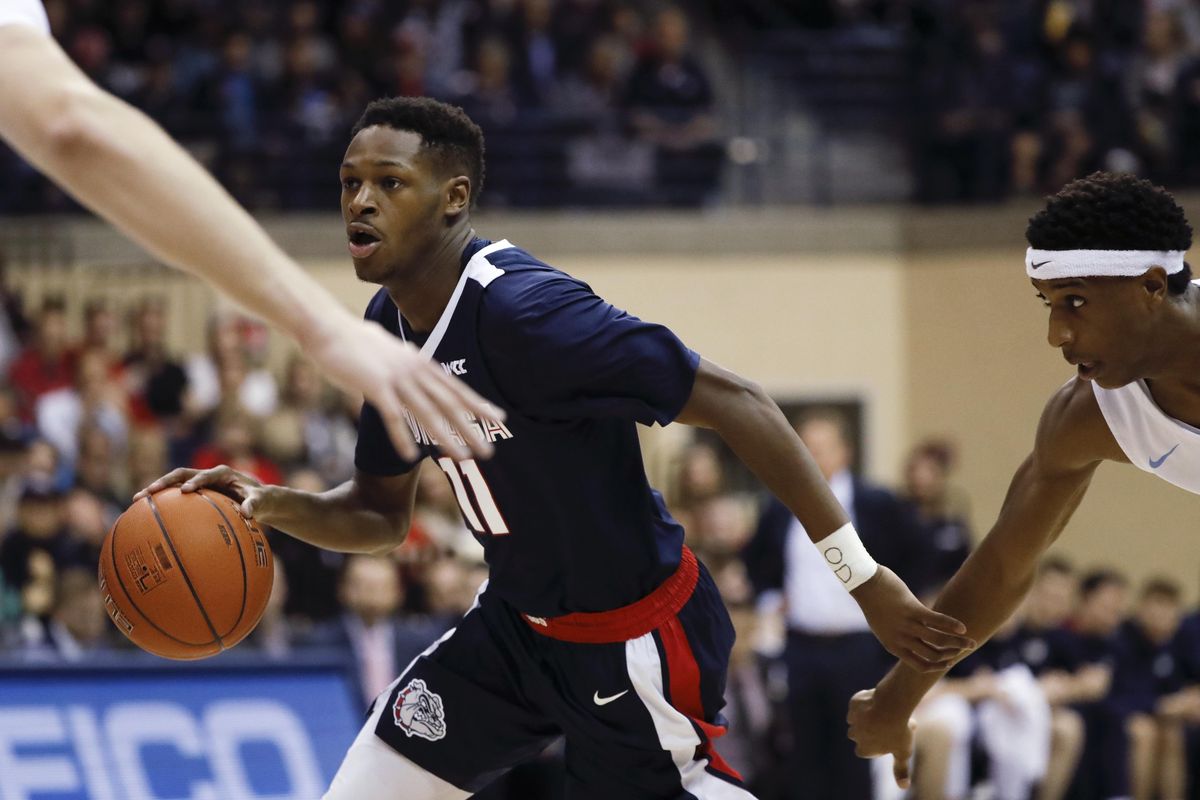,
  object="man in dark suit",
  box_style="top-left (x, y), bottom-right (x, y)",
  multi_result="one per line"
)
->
top-left (744, 409), bottom-right (927, 800)
top-left (305, 554), bottom-right (450, 708)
